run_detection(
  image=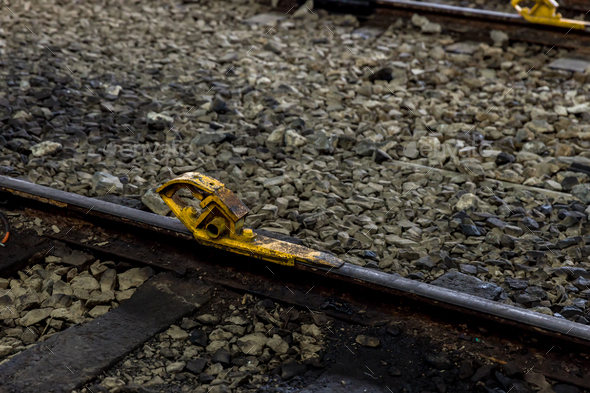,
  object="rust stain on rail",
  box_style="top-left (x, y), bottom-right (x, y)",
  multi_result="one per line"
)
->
top-left (4, 189), bottom-right (68, 208)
